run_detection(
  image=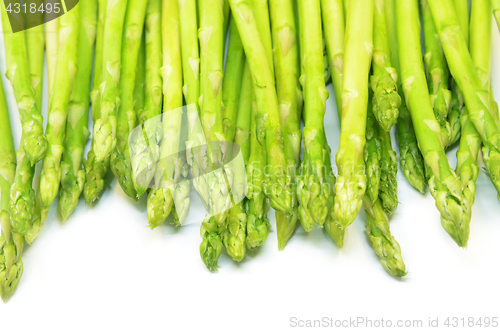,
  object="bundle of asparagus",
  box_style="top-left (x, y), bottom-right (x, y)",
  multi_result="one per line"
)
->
top-left (3, 0), bottom-right (500, 301)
